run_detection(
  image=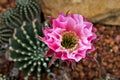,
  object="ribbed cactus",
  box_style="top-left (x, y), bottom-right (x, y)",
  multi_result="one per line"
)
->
top-left (1, 8), bottom-right (22, 29)
top-left (0, 74), bottom-right (17, 80)
top-left (0, 25), bottom-right (12, 46)
top-left (0, 45), bottom-right (6, 56)
top-left (0, 74), bottom-right (6, 80)
top-left (15, 0), bottom-right (40, 21)
top-left (9, 19), bottom-right (57, 79)
top-left (0, 25), bottom-right (10, 56)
